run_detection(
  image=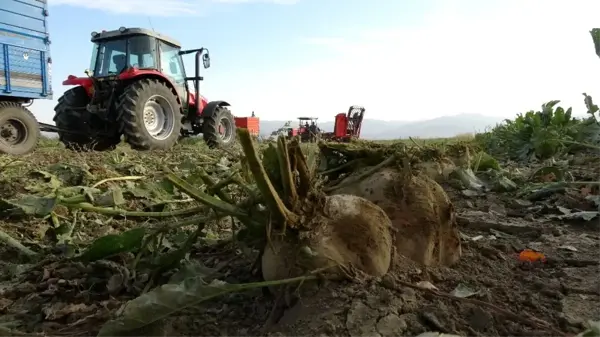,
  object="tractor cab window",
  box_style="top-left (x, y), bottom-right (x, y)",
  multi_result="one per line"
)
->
top-left (128, 35), bottom-right (156, 69)
top-left (159, 41), bottom-right (184, 82)
top-left (93, 35), bottom-right (157, 77)
top-left (89, 43), bottom-right (99, 73)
